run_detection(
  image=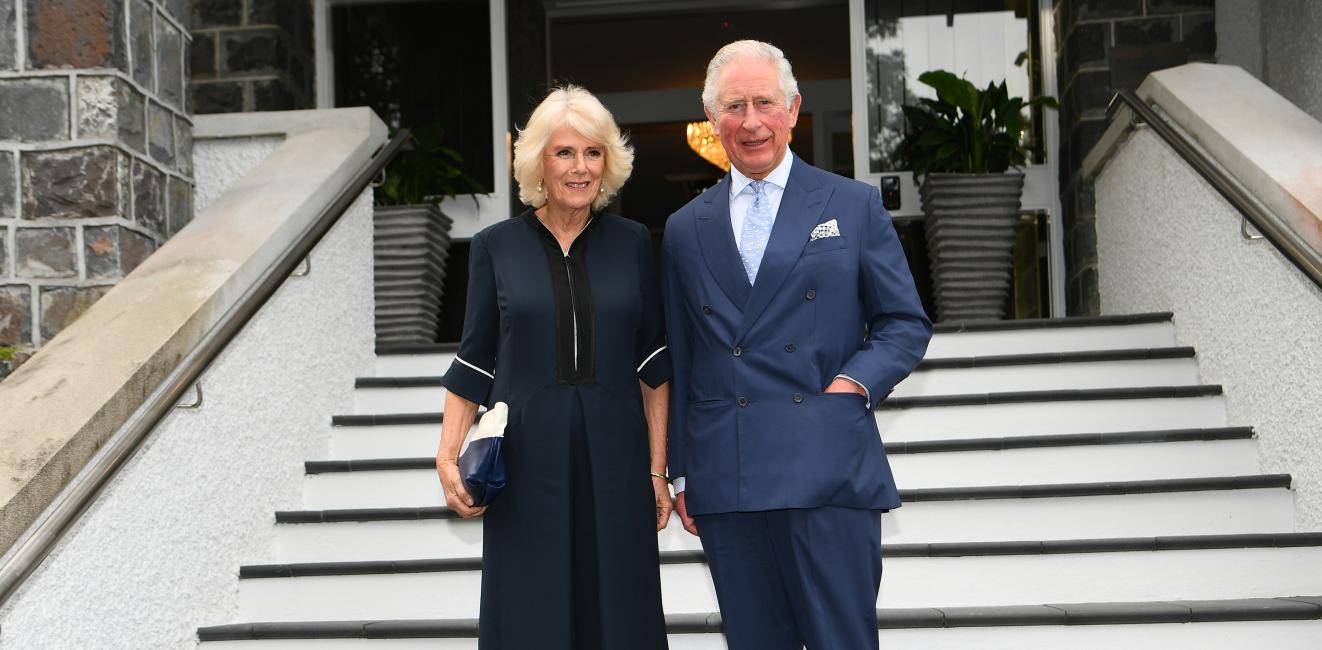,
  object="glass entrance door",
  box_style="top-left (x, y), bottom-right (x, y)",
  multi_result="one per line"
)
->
top-left (847, 0), bottom-right (1063, 317)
